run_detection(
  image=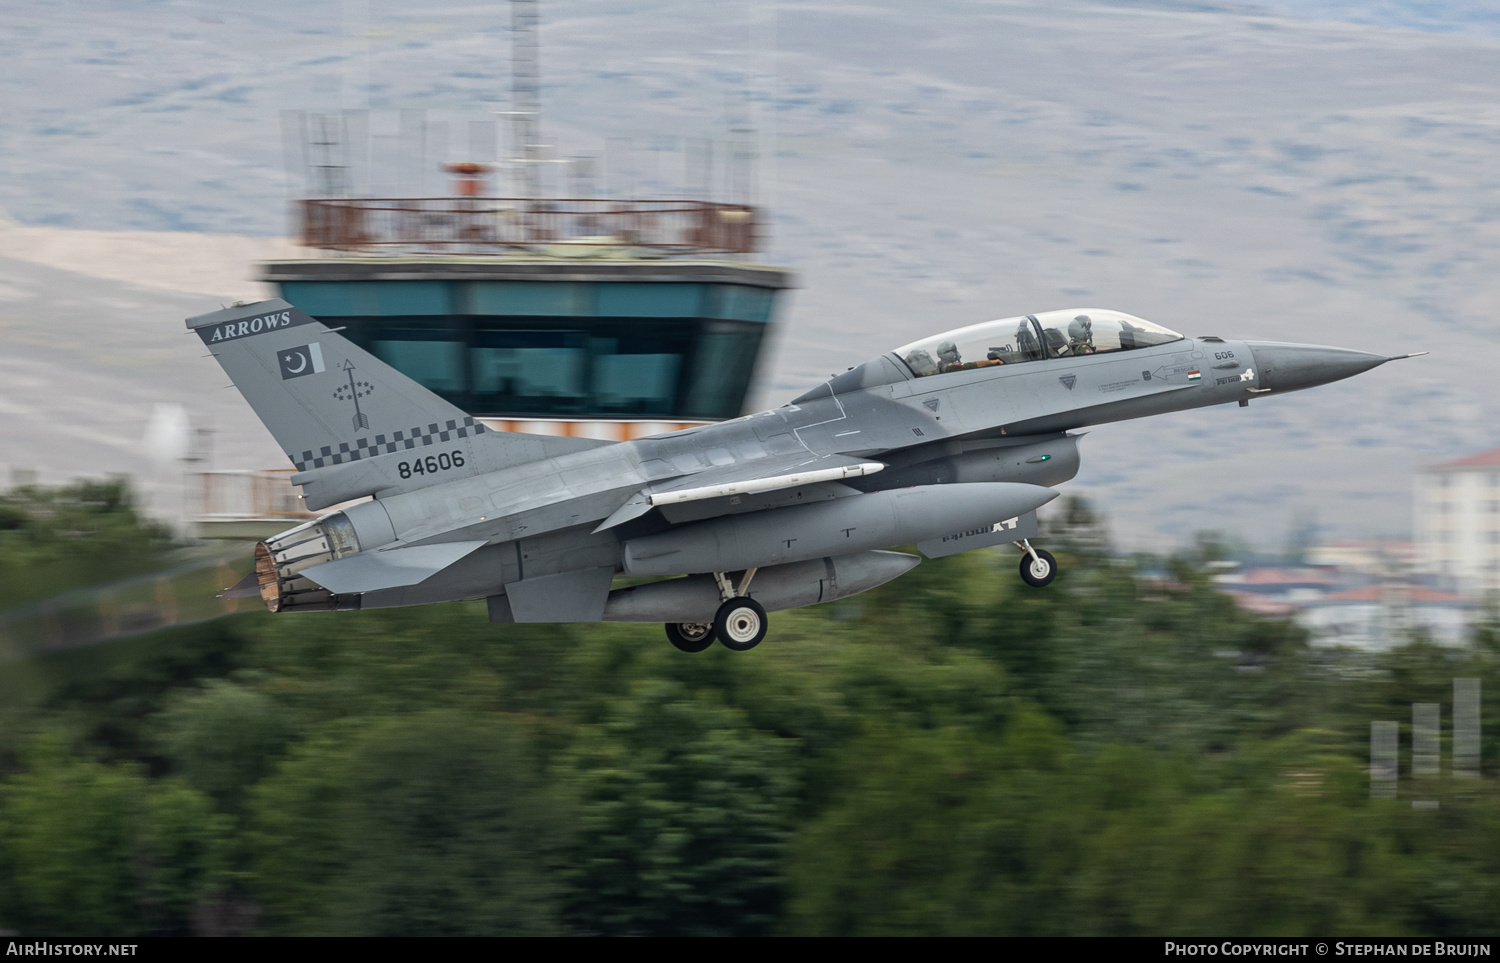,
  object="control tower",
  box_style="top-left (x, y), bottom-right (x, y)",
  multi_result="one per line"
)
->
top-left (194, 6), bottom-right (792, 537)
top-left (261, 191), bottom-right (791, 442)
top-left (199, 202), bottom-right (790, 536)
